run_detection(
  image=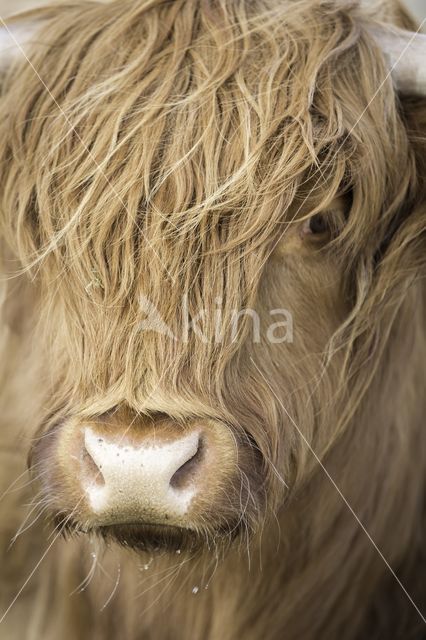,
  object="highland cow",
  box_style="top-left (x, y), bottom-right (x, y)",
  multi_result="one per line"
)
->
top-left (0, 0), bottom-right (425, 639)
